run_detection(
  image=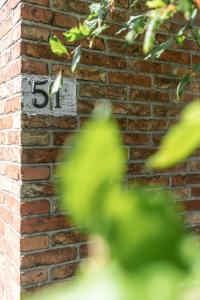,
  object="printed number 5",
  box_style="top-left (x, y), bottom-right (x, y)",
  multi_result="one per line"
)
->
top-left (32, 80), bottom-right (49, 108)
